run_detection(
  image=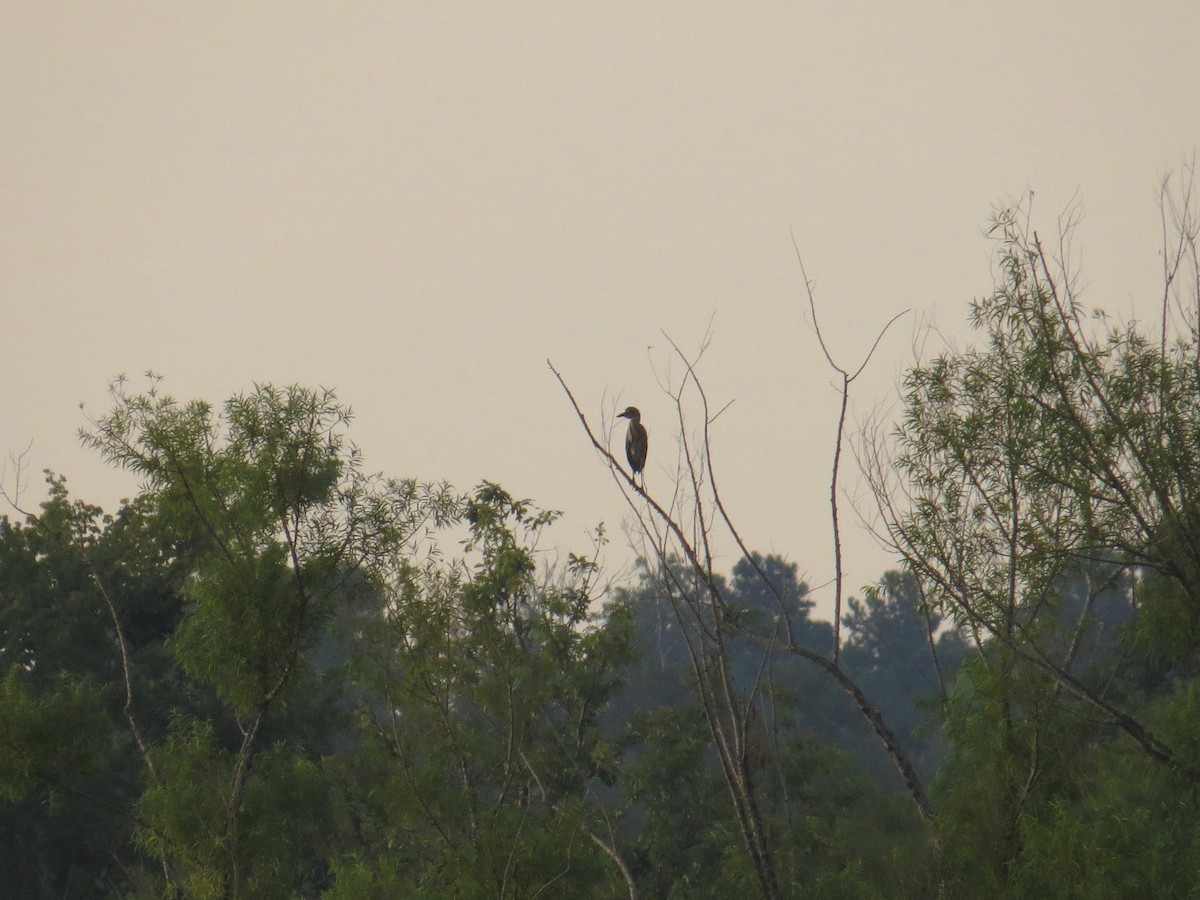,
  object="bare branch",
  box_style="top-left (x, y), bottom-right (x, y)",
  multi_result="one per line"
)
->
top-left (549, 355), bottom-right (936, 839)
top-left (790, 231), bottom-right (909, 661)
top-left (0, 441), bottom-right (35, 518)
